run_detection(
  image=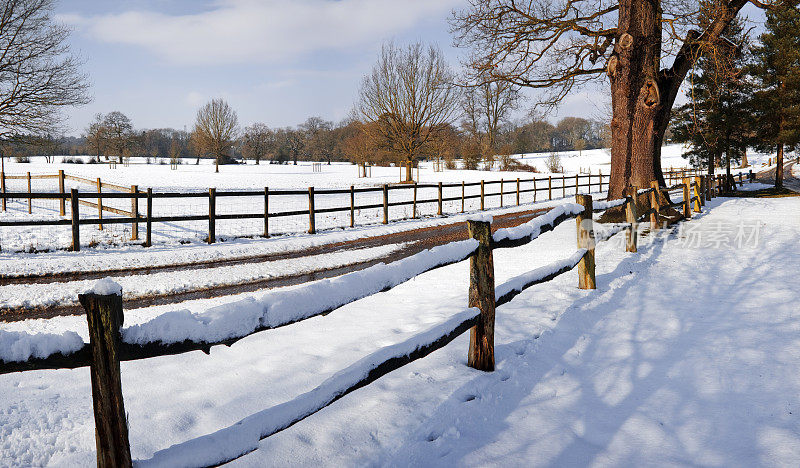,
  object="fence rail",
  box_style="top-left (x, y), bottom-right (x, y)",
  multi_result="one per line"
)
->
top-left (1, 173), bottom-right (739, 466)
